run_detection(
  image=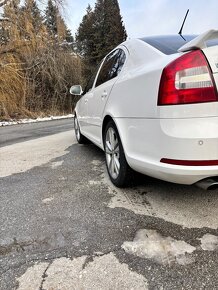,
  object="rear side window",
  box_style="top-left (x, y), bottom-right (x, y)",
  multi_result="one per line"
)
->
top-left (83, 62), bottom-right (102, 94)
top-left (96, 49), bottom-right (126, 87)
